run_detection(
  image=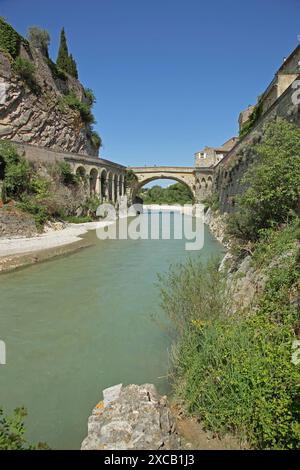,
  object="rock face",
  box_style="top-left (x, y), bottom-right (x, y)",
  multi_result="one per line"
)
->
top-left (81, 384), bottom-right (182, 451)
top-left (0, 44), bottom-right (97, 156)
